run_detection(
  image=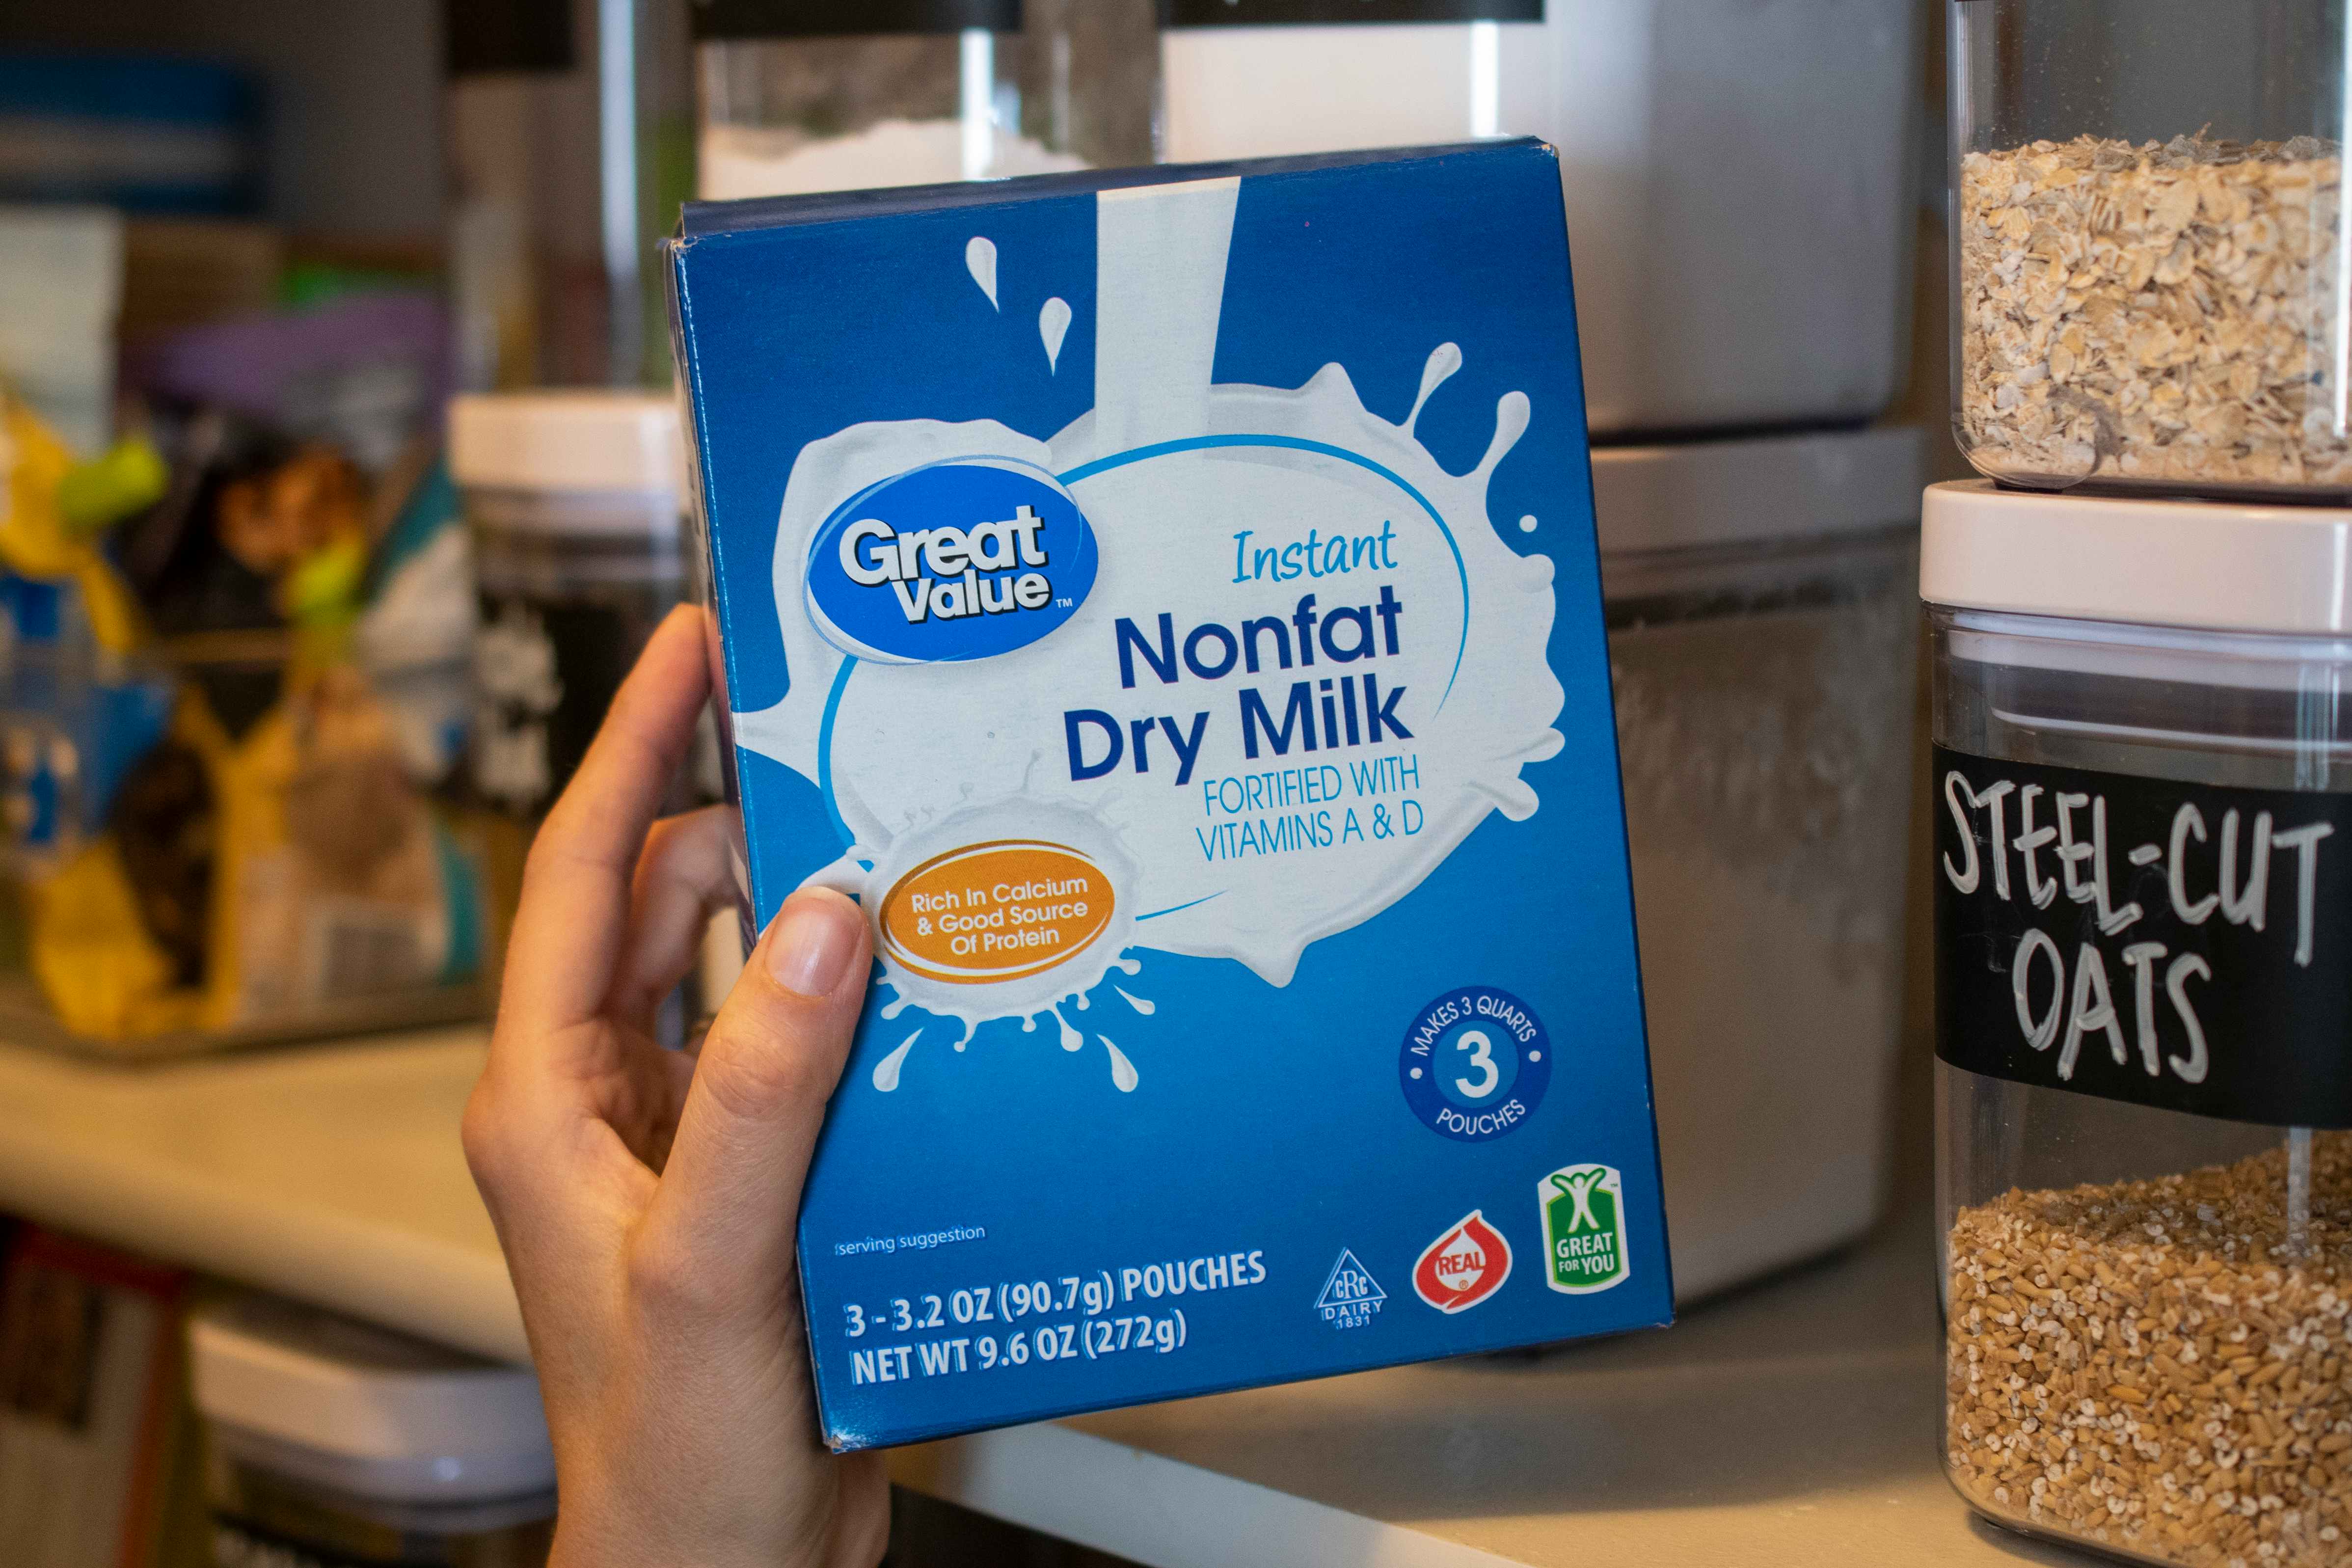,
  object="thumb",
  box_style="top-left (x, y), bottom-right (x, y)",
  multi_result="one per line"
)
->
top-left (640, 887), bottom-right (872, 1305)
